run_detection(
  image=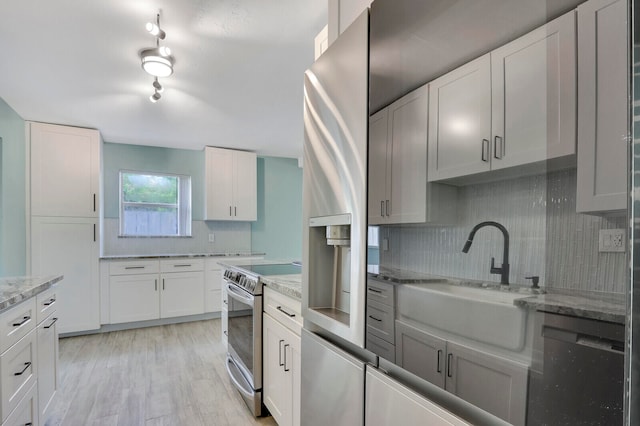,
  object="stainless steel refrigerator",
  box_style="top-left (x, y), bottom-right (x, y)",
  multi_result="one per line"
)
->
top-left (301, 9), bottom-right (372, 426)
